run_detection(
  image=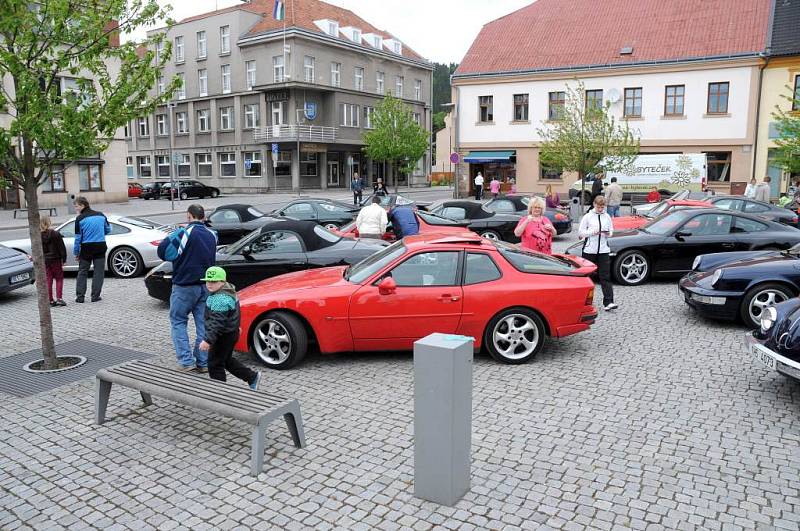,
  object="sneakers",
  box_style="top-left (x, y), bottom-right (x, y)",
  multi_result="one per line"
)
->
top-left (55, 299), bottom-right (67, 307)
top-left (91, 296), bottom-right (102, 302)
top-left (50, 300), bottom-right (56, 307)
top-left (603, 303), bottom-right (619, 311)
top-left (177, 365), bottom-right (195, 372)
top-left (75, 297), bottom-right (85, 303)
top-left (249, 371), bottom-right (262, 391)
top-left (194, 366), bottom-right (208, 374)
